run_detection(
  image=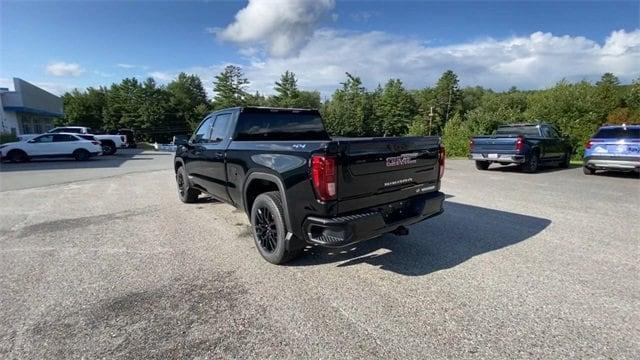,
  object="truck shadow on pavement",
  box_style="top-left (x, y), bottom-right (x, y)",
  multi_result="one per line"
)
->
top-left (290, 201), bottom-right (551, 276)
top-left (0, 149), bottom-right (171, 172)
top-left (484, 163), bottom-right (579, 174)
